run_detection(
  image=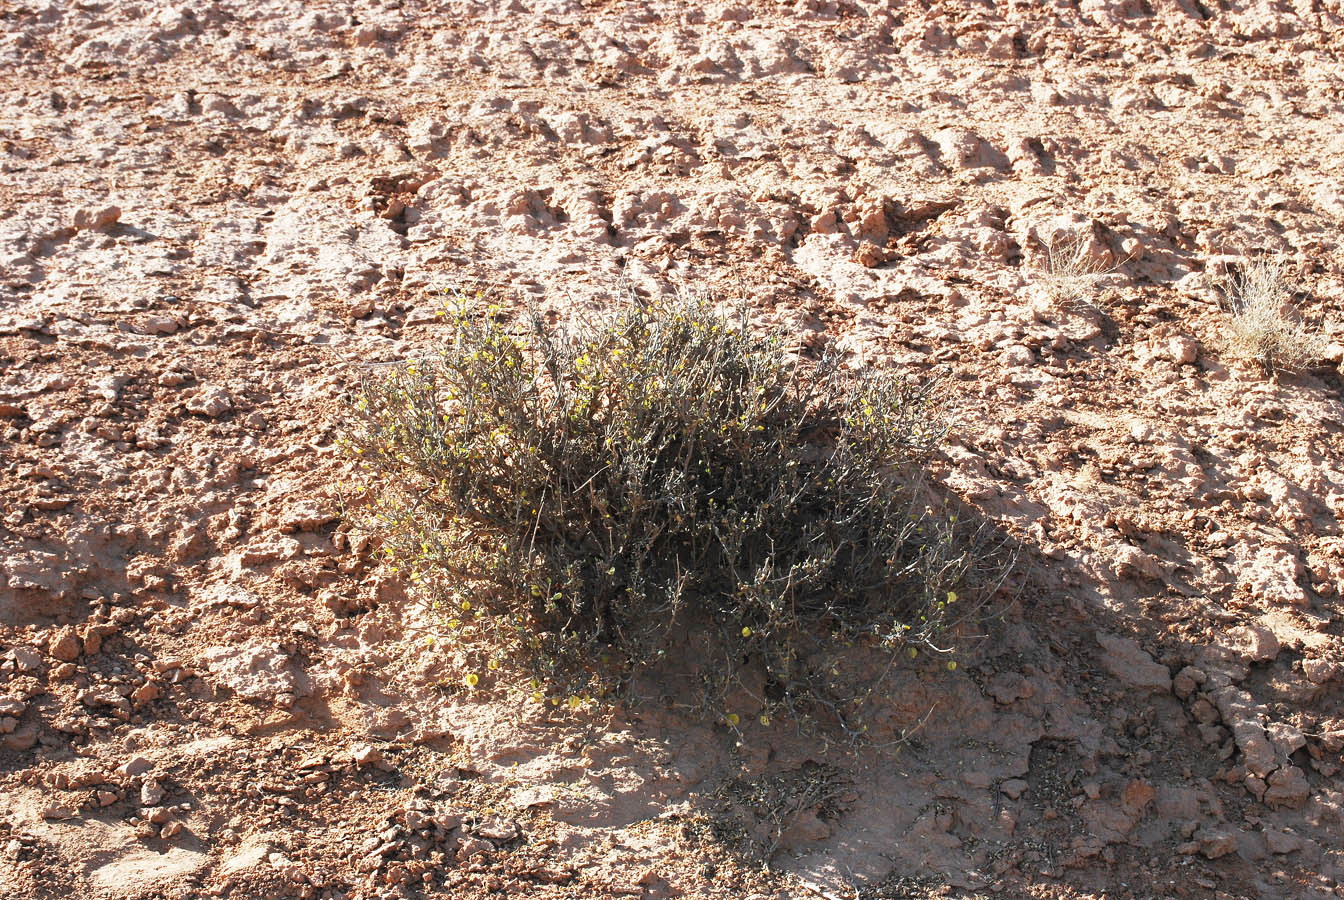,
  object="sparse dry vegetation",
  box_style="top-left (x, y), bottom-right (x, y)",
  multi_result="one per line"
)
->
top-left (345, 291), bottom-right (987, 727)
top-left (1221, 258), bottom-right (1327, 373)
top-left (1040, 235), bottom-right (1111, 312)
